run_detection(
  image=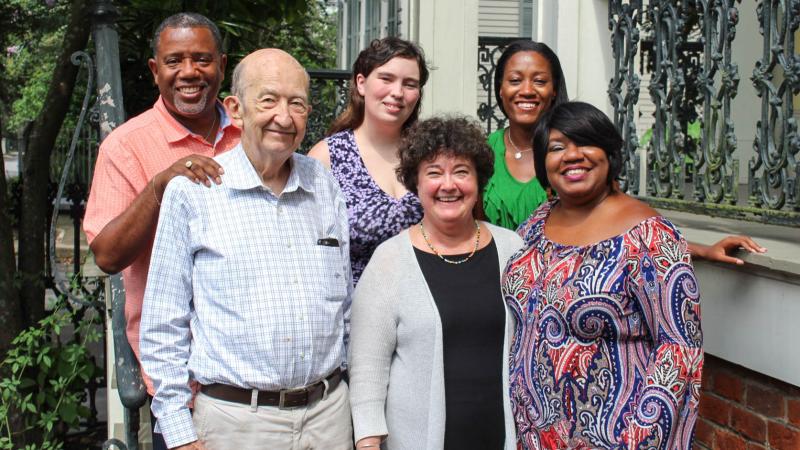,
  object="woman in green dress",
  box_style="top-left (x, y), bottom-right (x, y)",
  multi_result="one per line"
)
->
top-left (483, 41), bottom-right (563, 230)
